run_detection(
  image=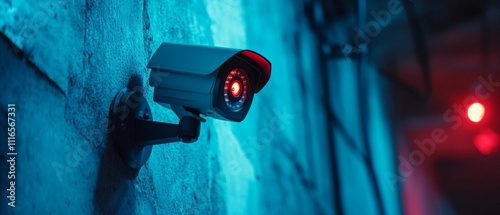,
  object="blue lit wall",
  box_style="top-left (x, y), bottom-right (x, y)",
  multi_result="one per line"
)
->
top-left (0, 0), bottom-right (399, 214)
